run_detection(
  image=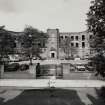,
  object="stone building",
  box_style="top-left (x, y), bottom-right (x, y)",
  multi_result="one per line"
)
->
top-left (6, 28), bottom-right (93, 60)
top-left (41, 29), bottom-right (93, 60)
